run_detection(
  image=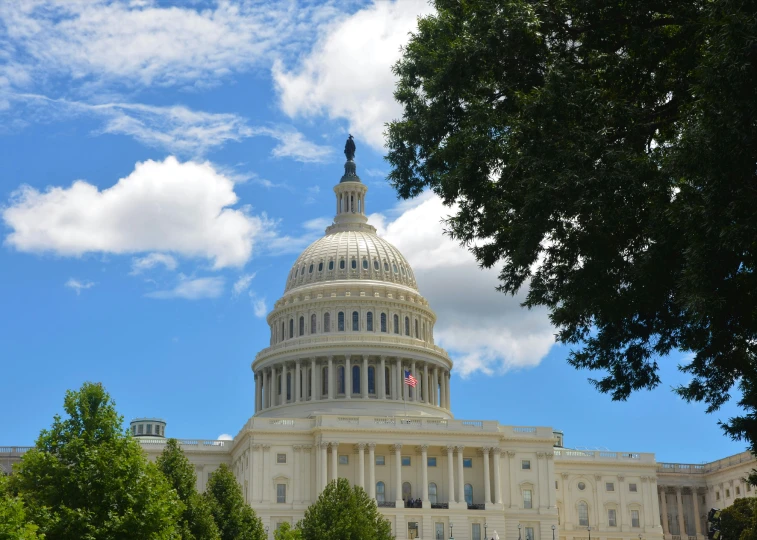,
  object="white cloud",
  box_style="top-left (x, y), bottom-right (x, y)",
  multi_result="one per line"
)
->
top-left (217, 433), bottom-right (233, 441)
top-left (65, 278), bottom-right (96, 295)
top-left (372, 193), bottom-right (556, 377)
top-left (252, 295), bottom-right (268, 318)
top-left (250, 126), bottom-right (333, 163)
top-left (146, 276), bottom-right (225, 300)
top-left (274, 0), bottom-right (433, 149)
top-left (0, 1), bottom-right (335, 92)
top-left (130, 253), bottom-right (178, 275)
top-left (3, 156), bottom-right (272, 269)
top-left (232, 273), bottom-right (256, 297)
